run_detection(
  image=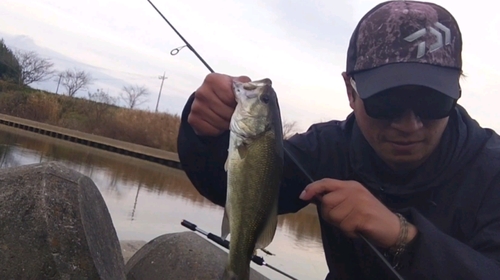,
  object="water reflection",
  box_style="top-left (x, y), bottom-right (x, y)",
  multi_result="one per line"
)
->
top-left (0, 125), bottom-right (328, 279)
top-left (279, 208), bottom-right (323, 247)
